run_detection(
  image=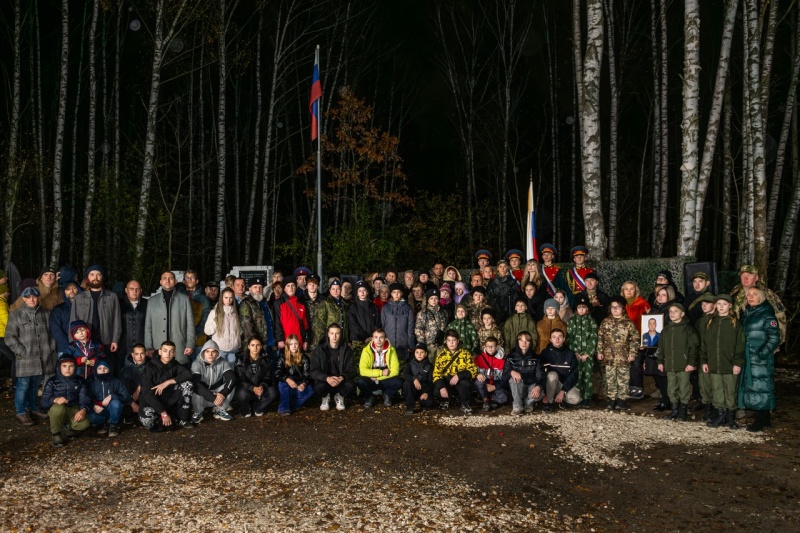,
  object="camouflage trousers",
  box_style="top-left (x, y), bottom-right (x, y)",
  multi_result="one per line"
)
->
top-left (710, 373), bottom-right (738, 410)
top-left (577, 358), bottom-right (594, 400)
top-left (604, 366), bottom-right (630, 400)
top-left (139, 381), bottom-right (194, 429)
top-left (666, 371), bottom-right (691, 405)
